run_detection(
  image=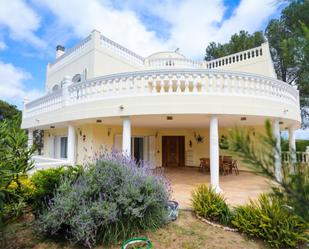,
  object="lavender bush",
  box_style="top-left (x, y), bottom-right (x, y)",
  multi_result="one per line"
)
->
top-left (37, 150), bottom-right (170, 248)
